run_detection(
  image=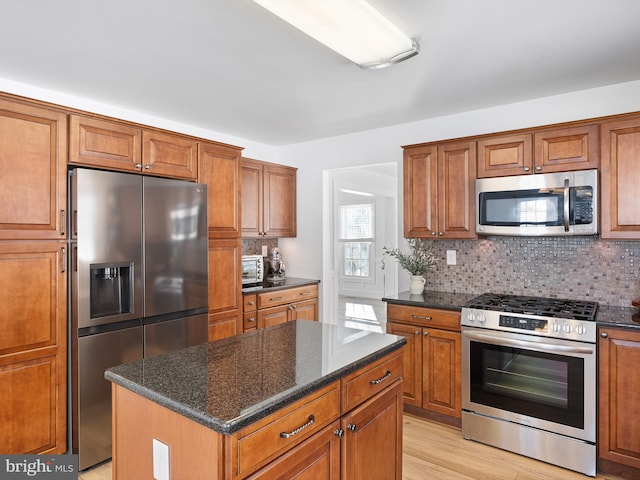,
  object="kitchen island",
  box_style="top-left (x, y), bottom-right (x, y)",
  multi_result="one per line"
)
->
top-left (105, 319), bottom-right (406, 479)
